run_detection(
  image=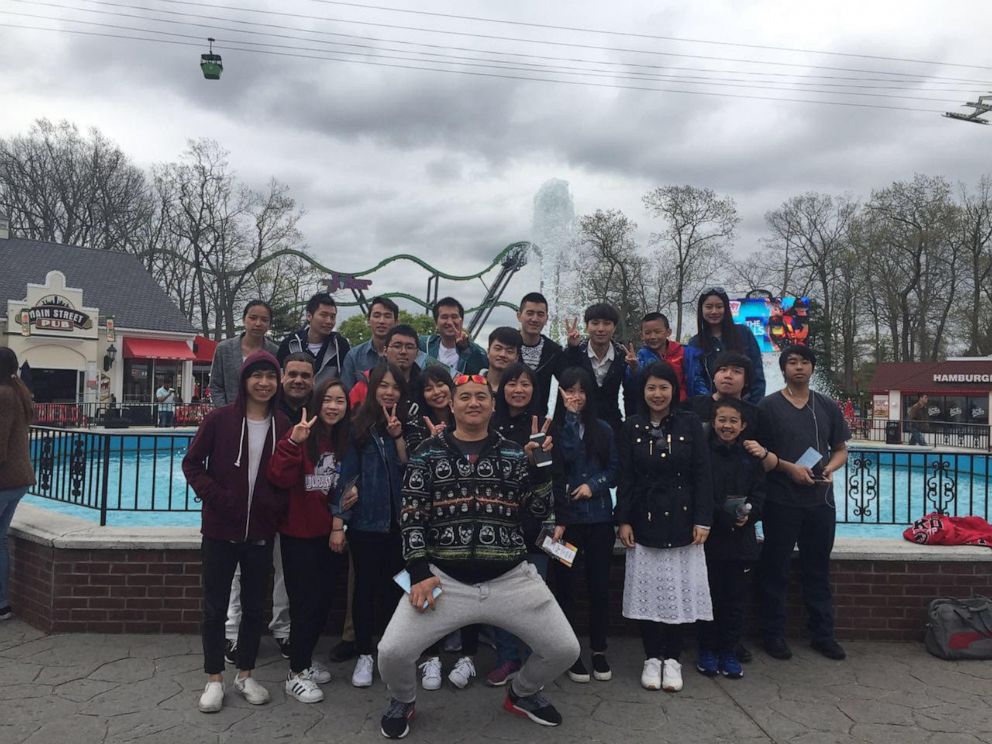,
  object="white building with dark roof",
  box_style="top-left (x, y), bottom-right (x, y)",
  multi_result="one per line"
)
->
top-left (0, 224), bottom-right (199, 416)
